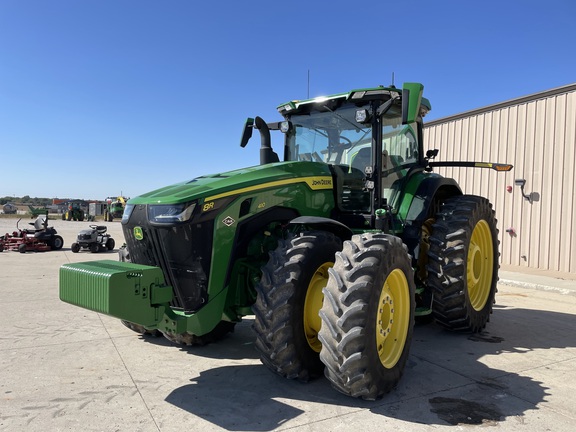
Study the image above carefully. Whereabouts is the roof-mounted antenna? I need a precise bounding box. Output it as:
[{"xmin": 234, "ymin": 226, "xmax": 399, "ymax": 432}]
[{"xmin": 391, "ymin": 72, "xmax": 395, "ymax": 87}]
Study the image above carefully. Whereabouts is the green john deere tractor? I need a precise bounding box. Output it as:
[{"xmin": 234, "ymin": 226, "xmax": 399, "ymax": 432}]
[
  {"xmin": 62, "ymin": 201, "xmax": 84, "ymax": 221},
  {"xmin": 59, "ymin": 82, "xmax": 512, "ymax": 400},
  {"xmin": 104, "ymin": 196, "xmax": 127, "ymax": 221}
]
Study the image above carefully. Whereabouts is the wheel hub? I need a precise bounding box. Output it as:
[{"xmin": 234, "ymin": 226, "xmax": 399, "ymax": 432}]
[
  {"xmin": 467, "ymin": 220, "xmax": 494, "ymax": 311},
  {"xmin": 378, "ymin": 295, "xmax": 393, "ymax": 337},
  {"xmin": 376, "ymin": 268, "xmax": 410, "ymax": 369},
  {"xmin": 468, "ymin": 242, "xmax": 482, "ymax": 286},
  {"xmin": 304, "ymin": 262, "xmax": 332, "ymax": 352}
]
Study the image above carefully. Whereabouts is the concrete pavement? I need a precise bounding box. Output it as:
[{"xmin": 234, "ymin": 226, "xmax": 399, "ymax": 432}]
[{"xmin": 1, "ymin": 217, "xmax": 575, "ymax": 431}]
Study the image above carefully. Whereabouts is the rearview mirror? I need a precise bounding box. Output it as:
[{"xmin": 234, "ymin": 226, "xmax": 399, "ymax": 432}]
[{"xmin": 240, "ymin": 118, "xmax": 254, "ymax": 148}]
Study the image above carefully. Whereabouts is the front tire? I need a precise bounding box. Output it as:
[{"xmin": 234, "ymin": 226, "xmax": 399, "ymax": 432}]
[
  {"xmin": 160, "ymin": 321, "xmax": 236, "ymax": 346},
  {"xmin": 120, "ymin": 320, "xmax": 162, "ymax": 337},
  {"xmin": 318, "ymin": 233, "xmax": 415, "ymax": 400},
  {"xmin": 120, "ymin": 319, "xmax": 237, "ymax": 344},
  {"xmin": 426, "ymin": 195, "xmax": 499, "ymax": 333},
  {"xmin": 252, "ymin": 231, "xmax": 342, "ymax": 381}
]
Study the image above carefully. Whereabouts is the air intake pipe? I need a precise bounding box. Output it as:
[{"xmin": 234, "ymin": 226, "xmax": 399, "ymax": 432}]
[{"xmin": 254, "ymin": 116, "xmax": 279, "ymax": 165}]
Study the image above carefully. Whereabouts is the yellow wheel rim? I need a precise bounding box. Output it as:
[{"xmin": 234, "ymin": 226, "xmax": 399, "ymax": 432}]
[
  {"xmin": 303, "ymin": 262, "xmax": 332, "ymax": 352},
  {"xmin": 376, "ymin": 268, "xmax": 410, "ymax": 369},
  {"xmin": 468, "ymin": 220, "xmax": 494, "ymax": 311}
]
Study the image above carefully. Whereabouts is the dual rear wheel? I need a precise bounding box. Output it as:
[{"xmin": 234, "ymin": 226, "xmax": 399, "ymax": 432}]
[
  {"xmin": 253, "ymin": 231, "xmax": 415, "ymax": 399},
  {"xmin": 427, "ymin": 195, "xmax": 499, "ymax": 332},
  {"xmin": 254, "ymin": 194, "xmax": 499, "ymax": 399},
  {"xmin": 252, "ymin": 231, "xmax": 342, "ymax": 381},
  {"xmin": 318, "ymin": 233, "xmax": 415, "ymax": 400}
]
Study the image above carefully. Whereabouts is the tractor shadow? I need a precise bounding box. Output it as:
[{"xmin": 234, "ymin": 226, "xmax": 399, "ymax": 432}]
[
  {"xmin": 60, "ymin": 247, "xmax": 119, "ymax": 255},
  {"xmin": 163, "ymin": 305, "xmax": 575, "ymax": 429}
]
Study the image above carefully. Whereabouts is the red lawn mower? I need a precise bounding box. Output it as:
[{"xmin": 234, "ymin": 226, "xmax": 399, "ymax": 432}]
[{"xmin": 0, "ymin": 213, "xmax": 64, "ymax": 253}]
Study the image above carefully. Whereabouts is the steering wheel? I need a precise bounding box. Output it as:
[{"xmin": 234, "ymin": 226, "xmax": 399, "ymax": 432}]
[{"xmin": 339, "ymin": 136, "xmax": 352, "ymax": 146}]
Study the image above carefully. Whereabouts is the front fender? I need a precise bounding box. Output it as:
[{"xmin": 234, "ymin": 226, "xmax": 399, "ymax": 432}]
[{"xmin": 290, "ymin": 216, "xmax": 353, "ymax": 241}]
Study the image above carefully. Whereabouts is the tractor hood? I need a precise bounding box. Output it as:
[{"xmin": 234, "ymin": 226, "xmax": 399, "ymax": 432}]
[{"xmin": 127, "ymin": 161, "xmax": 334, "ymax": 206}]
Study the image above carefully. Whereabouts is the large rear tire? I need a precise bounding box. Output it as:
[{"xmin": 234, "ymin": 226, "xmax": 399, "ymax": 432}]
[
  {"xmin": 426, "ymin": 195, "xmax": 499, "ymax": 333},
  {"xmin": 318, "ymin": 233, "xmax": 415, "ymax": 400},
  {"xmin": 253, "ymin": 231, "xmax": 342, "ymax": 381}
]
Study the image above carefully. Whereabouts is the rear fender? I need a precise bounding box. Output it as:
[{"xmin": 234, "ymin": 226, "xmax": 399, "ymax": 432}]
[{"xmin": 401, "ymin": 177, "xmax": 462, "ymax": 259}]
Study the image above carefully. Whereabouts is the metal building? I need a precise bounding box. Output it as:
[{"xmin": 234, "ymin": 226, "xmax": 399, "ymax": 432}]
[{"xmin": 424, "ymin": 83, "xmax": 576, "ymax": 278}]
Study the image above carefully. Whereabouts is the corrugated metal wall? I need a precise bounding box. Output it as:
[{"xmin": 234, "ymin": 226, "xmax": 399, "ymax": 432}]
[{"xmin": 424, "ymin": 84, "xmax": 576, "ymax": 277}]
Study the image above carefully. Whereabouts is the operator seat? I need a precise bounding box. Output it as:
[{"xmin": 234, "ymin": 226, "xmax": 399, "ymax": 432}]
[
  {"xmin": 351, "ymin": 147, "xmax": 372, "ymax": 173},
  {"xmin": 33, "ymin": 217, "xmax": 45, "ymax": 231},
  {"xmin": 331, "ymin": 147, "xmax": 371, "ymax": 213}
]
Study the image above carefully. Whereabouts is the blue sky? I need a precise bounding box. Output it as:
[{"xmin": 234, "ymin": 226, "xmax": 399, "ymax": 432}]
[{"xmin": 1, "ymin": 0, "xmax": 575, "ymax": 200}]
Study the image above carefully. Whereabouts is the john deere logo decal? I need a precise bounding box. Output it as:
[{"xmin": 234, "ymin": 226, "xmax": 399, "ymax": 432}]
[{"xmin": 134, "ymin": 226, "xmax": 144, "ymax": 240}]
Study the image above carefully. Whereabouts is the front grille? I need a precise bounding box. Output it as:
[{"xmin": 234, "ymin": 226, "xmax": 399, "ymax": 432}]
[{"xmin": 122, "ymin": 204, "xmax": 214, "ymax": 313}]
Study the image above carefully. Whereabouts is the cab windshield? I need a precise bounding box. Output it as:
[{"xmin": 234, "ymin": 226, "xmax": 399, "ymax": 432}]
[
  {"xmin": 285, "ymin": 103, "xmax": 417, "ymax": 170},
  {"xmin": 285, "ymin": 104, "xmax": 371, "ymax": 165},
  {"xmin": 284, "ymin": 101, "xmax": 419, "ymax": 213}
]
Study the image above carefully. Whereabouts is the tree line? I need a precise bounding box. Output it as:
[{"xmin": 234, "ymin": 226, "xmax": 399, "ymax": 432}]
[{"xmin": 0, "ymin": 196, "xmax": 53, "ymax": 207}]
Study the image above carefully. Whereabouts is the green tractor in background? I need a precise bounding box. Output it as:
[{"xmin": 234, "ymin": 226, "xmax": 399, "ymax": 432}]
[
  {"xmin": 104, "ymin": 196, "xmax": 127, "ymax": 221},
  {"xmin": 62, "ymin": 201, "xmax": 84, "ymax": 221},
  {"xmin": 28, "ymin": 205, "xmax": 49, "ymax": 219},
  {"xmin": 60, "ymin": 82, "xmax": 512, "ymax": 400}
]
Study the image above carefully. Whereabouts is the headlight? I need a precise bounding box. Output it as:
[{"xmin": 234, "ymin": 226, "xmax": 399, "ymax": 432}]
[
  {"xmin": 148, "ymin": 202, "xmax": 197, "ymax": 224},
  {"xmin": 355, "ymin": 109, "xmax": 370, "ymax": 123},
  {"xmin": 121, "ymin": 204, "xmax": 135, "ymax": 224}
]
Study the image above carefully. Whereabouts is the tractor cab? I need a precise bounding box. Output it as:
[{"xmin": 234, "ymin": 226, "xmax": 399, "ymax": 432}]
[{"xmin": 241, "ymin": 83, "xmax": 430, "ymax": 231}]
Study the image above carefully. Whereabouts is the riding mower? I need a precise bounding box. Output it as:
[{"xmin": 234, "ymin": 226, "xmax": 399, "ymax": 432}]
[
  {"xmin": 0, "ymin": 213, "xmax": 64, "ymax": 253},
  {"xmin": 71, "ymin": 225, "xmax": 115, "ymax": 253}
]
